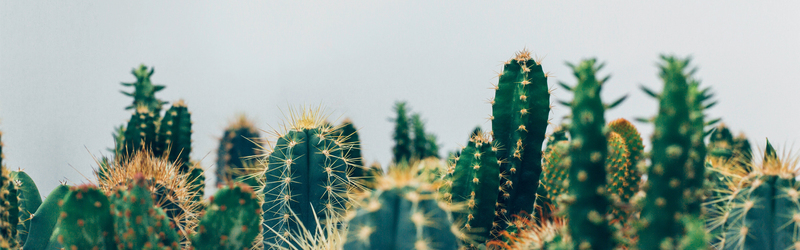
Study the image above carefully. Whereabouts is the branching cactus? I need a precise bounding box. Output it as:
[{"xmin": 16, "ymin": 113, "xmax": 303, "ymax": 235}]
[
  {"xmin": 109, "ymin": 173, "xmax": 180, "ymax": 249},
  {"xmin": 344, "ymin": 163, "xmax": 459, "ymax": 250},
  {"xmin": 263, "ymin": 107, "xmax": 351, "ymax": 243},
  {"xmin": 120, "ymin": 64, "xmax": 168, "ymax": 115},
  {"xmin": 444, "ymin": 132, "xmax": 500, "ymax": 244},
  {"xmin": 192, "ymin": 183, "xmax": 262, "ymax": 250},
  {"xmin": 49, "ymin": 185, "xmax": 116, "ymax": 249},
  {"xmin": 156, "ymin": 100, "xmax": 193, "ymax": 173},
  {"xmin": 22, "ymin": 185, "xmax": 69, "ymax": 250},
  {"xmin": 638, "ymin": 55, "xmax": 693, "ymax": 249},
  {"xmin": 216, "ymin": 115, "xmax": 262, "ymax": 186},
  {"xmin": 708, "ymin": 140, "xmax": 800, "ymax": 250},
  {"xmin": 491, "ymin": 49, "xmax": 550, "ymax": 221},
  {"xmin": 10, "ymin": 171, "xmax": 42, "ymax": 244},
  {"xmin": 561, "ymin": 58, "xmax": 613, "ymax": 250},
  {"xmin": 123, "ymin": 106, "xmax": 159, "ymax": 160}
]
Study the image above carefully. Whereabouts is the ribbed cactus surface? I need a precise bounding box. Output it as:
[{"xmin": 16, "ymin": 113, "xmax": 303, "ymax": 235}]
[
  {"xmin": 446, "ymin": 133, "xmax": 500, "ymax": 242},
  {"xmin": 156, "ymin": 100, "xmax": 193, "ymax": 173}
]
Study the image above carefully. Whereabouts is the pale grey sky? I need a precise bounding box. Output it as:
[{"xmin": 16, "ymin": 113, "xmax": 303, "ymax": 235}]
[{"xmin": 2, "ymin": 1, "xmax": 799, "ymax": 196}]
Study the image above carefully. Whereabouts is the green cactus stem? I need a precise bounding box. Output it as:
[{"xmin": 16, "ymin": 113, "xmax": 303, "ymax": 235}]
[
  {"xmin": 49, "ymin": 185, "xmax": 116, "ymax": 249},
  {"xmin": 192, "ymin": 183, "xmax": 261, "ymax": 250},
  {"xmin": 1, "ymin": 166, "xmax": 19, "ymax": 249},
  {"xmin": 336, "ymin": 119, "xmax": 366, "ymax": 183},
  {"xmin": 685, "ymin": 80, "xmax": 714, "ymax": 216},
  {"xmin": 392, "ymin": 101, "xmax": 413, "ymax": 164},
  {"xmin": 10, "ymin": 171, "xmax": 42, "ymax": 244},
  {"xmin": 605, "ymin": 131, "xmax": 631, "ymax": 226},
  {"xmin": 21, "ymin": 185, "xmax": 69, "ymax": 250},
  {"xmin": 561, "ymin": 58, "xmax": 614, "ymax": 250},
  {"xmin": 123, "ymin": 106, "xmax": 159, "ymax": 160},
  {"xmin": 638, "ymin": 55, "xmax": 693, "ymax": 249},
  {"xmin": 491, "ymin": 50, "xmax": 550, "ymax": 222},
  {"xmin": 216, "ymin": 115, "xmax": 261, "ymax": 186},
  {"xmin": 263, "ymin": 107, "xmax": 350, "ymax": 243},
  {"xmin": 607, "ymin": 118, "xmax": 643, "ymax": 203},
  {"xmin": 110, "ymin": 173, "xmax": 180, "ymax": 249},
  {"xmin": 535, "ymin": 127, "xmax": 570, "ymax": 218},
  {"xmin": 156, "ymin": 100, "xmax": 193, "ymax": 174},
  {"xmin": 120, "ymin": 64, "xmax": 167, "ymax": 115}
]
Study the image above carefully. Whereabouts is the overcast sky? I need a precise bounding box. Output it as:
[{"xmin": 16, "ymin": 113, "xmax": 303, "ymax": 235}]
[{"xmin": 2, "ymin": 1, "xmax": 799, "ymax": 196}]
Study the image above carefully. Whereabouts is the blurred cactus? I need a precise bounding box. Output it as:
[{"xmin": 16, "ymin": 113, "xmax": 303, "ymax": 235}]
[
  {"xmin": 122, "ymin": 106, "xmax": 159, "ymax": 160},
  {"xmin": 344, "ymin": 162, "xmax": 459, "ymax": 250},
  {"xmin": 156, "ymin": 100, "xmax": 193, "ymax": 173},
  {"xmin": 335, "ymin": 119, "xmax": 367, "ymax": 184},
  {"xmin": 263, "ymin": 107, "xmax": 351, "ymax": 244},
  {"xmin": 49, "ymin": 185, "xmax": 116, "ymax": 249},
  {"xmin": 22, "ymin": 185, "xmax": 69, "ymax": 249},
  {"xmin": 10, "ymin": 171, "xmax": 41, "ymax": 244},
  {"xmin": 411, "ymin": 113, "xmax": 440, "ymax": 160},
  {"xmin": 607, "ymin": 118, "xmax": 643, "ymax": 203},
  {"xmin": 491, "ymin": 50, "xmax": 551, "ymax": 224},
  {"xmin": 109, "ymin": 173, "xmax": 180, "ymax": 249},
  {"xmin": 534, "ymin": 127, "xmax": 569, "ymax": 219},
  {"xmin": 121, "ymin": 64, "xmax": 168, "ymax": 115},
  {"xmin": 392, "ymin": 101, "xmax": 413, "ymax": 164},
  {"xmin": 192, "ymin": 183, "xmax": 262, "ymax": 250},
  {"xmin": 605, "ymin": 131, "xmax": 631, "ymax": 225},
  {"xmin": 0, "ymin": 165, "xmax": 18, "ymax": 249},
  {"xmin": 216, "ymin": 115, "xmax": 262, "ymax": 186}
]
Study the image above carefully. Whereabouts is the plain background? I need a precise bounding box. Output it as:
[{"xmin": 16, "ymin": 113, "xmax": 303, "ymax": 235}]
[{"xmin": 2, "ymin": 1, "xmax": 799, "ymax": 197}]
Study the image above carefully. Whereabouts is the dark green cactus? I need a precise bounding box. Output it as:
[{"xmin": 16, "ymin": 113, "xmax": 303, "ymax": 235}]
[
  {"xmin": 392, "ymin": 101, "xmax": 413, "ymax": 164},
  {"xmin": 446, "ymin": 133, "xmax": 500, "ymax": 243},
  {"xmin": 708, "ymin": 124, "xmax": 735, "ymax": 160},
  {"xmin": 21, "ymin": 185, "xmax": 69, "ymax": 250},
  {"xmin": 607, "ymin": 118, "xmax": 643, "ymax": 203},
  {"xmin": 491, "ymin": 50, "xmax": 550, "ymax": 221},
  {"xmin": 337, "ymin": 119, "xmax": 366, "ymax": 182},
  {"xmin": 109, "ymin": 174, "xmax": 180, "ymax": 249},
  {"xmin": 638, "ymin": 55, "xmax": 693, "ymax": 249},
  {"xmin": 49, "ymin": 185, "xmax": 116, "ymax": 249},
  {"xmin": 1, "ymin": 166, "xmax": 19, "ymax": 249},
  {"xmin": 121, "ymin": 64, "xmax": 167, "ymax": 115},
  {"xmin": 187, "ymin": 164, "xmax": 205, "ymax": 201},
  {"xmin": 563, "ymin": 58, "xmax": 613, "ymax": 250},
  {"xmin": 216, "ymin": 115, "xmax": 261, "ymax": 186},
  {"xmin": 535, "ymin": 128, "xmax": 569, "ymax": 217},
  {"xmin": 685, "ymin": 80, "xmax": 714, "ymax": 217},
  {"xmin": 263, "ymin": 110, "xmax": 350, "ymax": 243},
  {"xmin": 344, "ymin": 164, "xmax": 458, "ymax": 250},
  {"xmin": 123, "ymin": 106, "xmax": 159, "ymax": 160},
  {"xmin": 192, "ymin": 183, "xmax": 261, "ymax": 250},
  {"xmin": 10, "ymin": 171, "xmax": 42, "ymax": 244},
  {"xmin": 156, "ymin": 100, "xmax": 193, "ymax": 174}
]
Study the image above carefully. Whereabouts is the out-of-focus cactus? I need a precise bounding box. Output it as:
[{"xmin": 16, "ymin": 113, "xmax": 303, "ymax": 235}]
[
  {"xmin": 187, "ymin": 163, "xmax": 206, "ymax": 201},
  {"xmin": 638, "ymin": 55, "xmax": 693, "ymax": 249},
  {"xmin": 263, "ymin": 107, "xmax": 350, "ymax": 243},
  {"xmin": 156, "ymin": 100, "xmax": 193, "ymax": 173},
  {"xmin": 109, "ymin": 173, "xmax": 180, "ymax": 249},
  {"xmin": 10, "ymin": 171, "xmax": 42, "ymax": 244},
  {"xmin": 344, "ymin": 162, "xmax": 459, "ymax": 250},
  {"xmin": 605, "ymin": 131, "xmax": 631, "ymax": 226},
  {"xmin": 192, "ymin": 183, "xmax": 262, "ymax": 250},
  {"xmin": 123, "ymin": 106, "xmax": 159, "ymax": 160},
  {"xmin": 684, "ymin": 80, "xmax": 715, "ymax": 218},
  {"xmin": 49, "ymin": 185, "xmax": 116, "ymax": 249},
  {"xmin": 535, "ymin": 127, "xmax": 569, "ymax": 218},
  {"xmin": 491, "ymin": 50, "xmax": 550, "ymax": 223},
  {"xmin": 444, "ymin": 132, "xmax": 501, "ymax": 244},
  {"xmin": 22, "ymin": 185, "xmax": 69, "ymax": 250},
  {"xmin": 410, "ymin": 113, "xmax": 440, "ymax": 160},
  {"xmin": 0, "ymin": 166, "xmax": 19, "ymax": 249},
  {"xmin": 392, "ymin": 101, "xmax": 413, "ymax": 164},
  {"xmin": 120, "ymin": 64, "xmax": 167, "ymax": 115},
  {"xmin": 562, "ymin": 58, "xmax": 613, "ymax": 250},
  {"xmin": 336, "ymin": 119, "xmax": 366, "ymax": 183},
  {"xmin": 216, "ymin": 115, "xmax": 261, "ymax": 186},
  {"xmin": 607, "ymin": 118, "xmax": 643, "ymax": 203}
]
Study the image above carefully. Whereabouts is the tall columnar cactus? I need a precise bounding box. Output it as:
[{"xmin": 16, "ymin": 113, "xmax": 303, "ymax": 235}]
[
  {"xmin": 638, "ymin": 55, "xmax": 693, "ymax": 249},
  {"xmin": 685, "ymin": 80, "xmax": 715, "ymax": 216},
  {"xmin": 121, "ymin": 64, "xmax": 168, "ymax": 115},
  {"xmin": 344, "ymin": 164, "xmax": 459, "ymax": 250},
  {"xmin": 445, "ymin": 133, "xmax": 501, "ymax": 243},
  {"xmin": 109, "ymin": 174, "xmax": 180, "ymax": 249},
  {"xmin": 123, "ymin": 106, "xmax": 159, "ymax": 160},
  {"xmin": 491, "ymin": 50, "xmax": 550, "ymax": 221},
  {"xmin": 708, "ymin": 140, "xmax": 800, "ymax": 250},
  {"xmin": 22, "ymin": 185, "xmax": 69, "ymax": 250},
  {"xmin": 607, "ymin": 118, "xmax": 643, "ymax": 203},
  {"xmin": 156, "ymin": 100, "xmax": 193, "ymax": 173},
  {"xmin": 192, "ymin": 183, "xmax": 262, "ymax": 250},
  {"xmin": 49, "ymin": 185, "xmax": 116, "ymax": 249},
  {"xmin": 563, "ymin": 59, "xmax": 613, "ymax": 250},
  {"xmin": 263, "ymin": 107, "xmax": 350, "ymax": 243},
  {"xmin": 337, "ymin": 119, "xmax": 366, "ymax": 182},
  {"xmin": 216, "ymin": 115, "xmax": 261, "ymax": 186},
  {"xmin": 392, "ymin": 101, "xmax": 413, "ymax": 164},
  {"xmin": 10, "ymin": 171, "xmax": 42, "ymax": 244}
]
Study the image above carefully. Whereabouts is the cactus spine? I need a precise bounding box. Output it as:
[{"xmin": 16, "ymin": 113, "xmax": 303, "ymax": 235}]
[
  {"xmin": 263, "ymin": 107, "xmax": 350, "ymax": 243},
  {"xmin": 638, "ymin": 55, "xmax": 693, "ymax": 249},
  {"xmin": 446, "ymin": 133, "xmax": 501, "ymax": 243},
  {"xmin": 491, "ymin": 50, "xmax": 550, "ymax": 221},
  {"xmin": 344, "ymin": 164, "xmax": 459, "ymax": 250},
  {"xmin": 10, "ymin": 171, "xmax": 41, "ymax": 244},
  {"xmin": 216, "ymin": 115, "xmax": 261, "ymax": 186},
  {"xmin": 564, "ymin": 59, "xmax": 613, "ymax": 250},
  {"xmin": 336, "ymin": 119, "xmax": 366, "ymax": 182},
  {"xmin": 192, "ymin": 183, "xmax": 262, "ymax": 250}
]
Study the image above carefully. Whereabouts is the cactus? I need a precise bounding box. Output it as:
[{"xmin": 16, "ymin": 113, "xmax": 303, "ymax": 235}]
[
  {"xmin": 192, "ymin": 183, "xmax": 261, "ymax": 250},
  {"xmin": 187, "ymin": 164, "xmax": 206, "ymax": 201},
  {"xmin": 638, "ymin": 55, "xmax": 693, "ymax": 249},
  {"xmin": 392, "ymin": 101, "xmax": 413, "ymax": 164},
  {"xmin": 1, "ymin": 168, "xmax": 18, "ymax": 249},
  {"xmin": 10, "ymin": 171, "xmax": 42, "ymax": 244},
  {"xmin": 109, "ymin": 174, "xmax": 181, "ymax": 249},
  {"xmin": 562, "ymin": 58, "xmax": 613, "ymax": 250},
  {"xmin": 120, "ymin": 64, "xmax": 167, "ymax": 115},
  {"xmin": 156, "ymin": 100, "xmax": 193, "ymax": 174},
  {"xmin": 263, "ymin": 107, "xmax": 350, "ymax": 243},
  {"xmin": 607, "ymin": 118, "xmax": 643, "ymax": 203},
  {"xmin": 21, "ymin": 185, "xmax": 69, "ymax": 250},
  {"xmin": 535, "ymin": 128, "xmax": 570, "ymax": 218},
  {"xmin": 684, "ymin": 80, "xmax": 715, "ymax": 217},
  {"xmin": 410, "ymin": 113, "xmax": 440, "ymax": 160},
  {"xmin": 605, "ymin": 131, "xmax": 631, "ymax": 226},
  {"xmin": 344, "ymin": 162, "xmax": 459, "ymax": 250},
  {"xmin": 491, "ymin": 50, "xmax": 550, "ymax": 223},
  {"xmin": 123, "ymin": 106, "xmax": 159, "ymax": 160},
  {"xmin": 336, "ymin": 119, "xmax": 366, "ymax": 183},
  {"xmin": 489, "ymin": 213, "xmax": 572, "ymax": 250},
  {"xmin": 216, "ymin": 115, "xmax": 261, "ymax": 186},
  {"xmin": 49, "ymin": 185, "xmax": 116, "ymax": 249},
  {"xmin": 445, "ymin": 132, "xmax": 501, "ymax": 243}
]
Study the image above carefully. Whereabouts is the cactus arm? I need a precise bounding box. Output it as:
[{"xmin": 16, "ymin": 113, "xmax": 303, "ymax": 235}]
[
  {"xmin": 21, "ymin": 185, "xmax": 69, "ymax": 250},
  {"xmin": 156, "ymin": 101, "xmax": 192, "ymax": 173},
  {"xmin": 448, "ymin": 134, "xmax": 500, "ymax": 242},
  {"xmin": 10, "ymin": 171, "xmax": 42, "ymax": 244},
  {"xmin": 216, "ymin": 116, "xmax": 261, "ymax": 185},
  {"xmin": 607, "ymin": 118, "xmax": 643, "ymax": 202}
]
